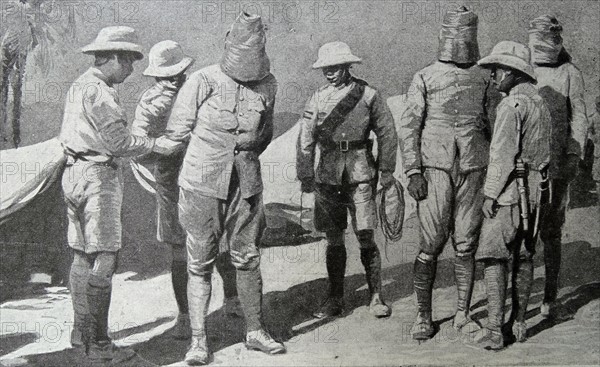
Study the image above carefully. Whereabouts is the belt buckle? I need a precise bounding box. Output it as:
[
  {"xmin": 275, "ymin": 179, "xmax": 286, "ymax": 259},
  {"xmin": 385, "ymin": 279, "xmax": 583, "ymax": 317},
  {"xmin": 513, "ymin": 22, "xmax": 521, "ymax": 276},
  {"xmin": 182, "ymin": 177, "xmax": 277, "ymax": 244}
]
[{"xmin": 339, "ymin": 140, "xmax": 349, "ymax": 152}]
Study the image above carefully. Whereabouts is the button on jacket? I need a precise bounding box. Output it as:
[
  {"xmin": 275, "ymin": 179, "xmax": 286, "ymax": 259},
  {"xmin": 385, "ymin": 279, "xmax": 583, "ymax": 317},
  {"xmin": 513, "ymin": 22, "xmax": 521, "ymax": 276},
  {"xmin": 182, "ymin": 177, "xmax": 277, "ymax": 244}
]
[
  {"xmin": 533, "ymin": 62, "xmax": 589, "ymax": 178},
  {"xmin": 161, "ymin": 64, "xmax": 277, "ymax": 200},
  {"xmin": 296, "ymin": 78, "xmax": 397, "ymax": 185},
  {"xmin": 399, "ymin": 61, "xmax": 498, "ymax": 175},
  {"xmin": 59, "ymin": 68, "xmax": 154, "ymax": 162},
  {"xmin": 484, "ymin": 82, "xmax": 551, "ymax": 206}
]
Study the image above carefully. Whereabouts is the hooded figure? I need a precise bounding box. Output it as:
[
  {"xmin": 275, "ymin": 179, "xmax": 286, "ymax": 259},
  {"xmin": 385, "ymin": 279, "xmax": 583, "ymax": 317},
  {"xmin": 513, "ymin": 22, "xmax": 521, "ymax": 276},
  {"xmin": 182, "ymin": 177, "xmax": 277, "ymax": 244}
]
[
  {"xmin": 528, "ymin": 15, "xmax": 589, "ymax": 320},
  {"xmin": 153, "ymin": 12, "xmax": 285, "ymax": 365},
  {"xmin": 529, "ymin": 15, "xmax": 571, "ymax": 65},
  {"xmin": 220, "ymin": 12, "xmax": 270, "ymax": 82},
  {"xmin": 437, "ymin": 6, "xmax": 480, "ymax": 64},
  {"xmin": 399, "ymin": 6, "xmax": 500, "ymax": 341}
]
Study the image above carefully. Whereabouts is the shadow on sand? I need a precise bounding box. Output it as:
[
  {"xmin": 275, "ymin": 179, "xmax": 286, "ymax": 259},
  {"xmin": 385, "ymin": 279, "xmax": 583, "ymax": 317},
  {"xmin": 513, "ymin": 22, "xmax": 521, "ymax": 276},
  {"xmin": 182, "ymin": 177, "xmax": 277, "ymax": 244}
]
[{"xmin": 11, "ymin": 238, "xmax": 600, "ymax": 366}]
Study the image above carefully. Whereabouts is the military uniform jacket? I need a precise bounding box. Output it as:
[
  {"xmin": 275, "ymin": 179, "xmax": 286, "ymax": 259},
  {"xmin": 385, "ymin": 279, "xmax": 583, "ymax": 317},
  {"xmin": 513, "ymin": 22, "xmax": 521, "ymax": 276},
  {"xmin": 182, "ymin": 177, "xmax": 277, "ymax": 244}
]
[
  {"xmin": 533, "ymin": 62, "xmax": 589, "ymax": 179},
  {"xmin": 484, "ymin": 82, "xmax": 551, "ymax": 206},
  {"xmin": 131, "ymin": 79, "xmax": 184, "ymax": 187},
  {"xmin": 160, "ymin": 64, "xmax": 277, "ymax": 200},
  {"xmin": 296, "ymin": 78, "xmax": 397, "ymax": 185},
  {"xmin": 59, "ymin": 68, "xmax": 154, "ymax": 162},
  {"xmin": 399, "ymin": 61, "xmax": 498, "ymax": 176},
  {"xmin": 131, "ymin": 80, "xmax": 180, "ymax": 139}
]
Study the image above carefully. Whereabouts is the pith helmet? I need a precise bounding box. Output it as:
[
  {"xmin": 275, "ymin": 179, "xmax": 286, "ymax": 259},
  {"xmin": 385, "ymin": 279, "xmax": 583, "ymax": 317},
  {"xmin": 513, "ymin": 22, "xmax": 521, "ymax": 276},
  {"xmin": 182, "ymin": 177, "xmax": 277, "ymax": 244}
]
[
  {"xmin": 82, "ymin": 26, "xmax": 144, "ymax": 60},
  {"xmin": 478, "ymin": 41, "xmax": 537, "ymax": 81},
  {"xmin": 143, "ymin": 40, "xmax": 194, "ymax": 77},
  {"xmin": 312, "ymin": 42, "xmax": 362, "ymax": 69}
]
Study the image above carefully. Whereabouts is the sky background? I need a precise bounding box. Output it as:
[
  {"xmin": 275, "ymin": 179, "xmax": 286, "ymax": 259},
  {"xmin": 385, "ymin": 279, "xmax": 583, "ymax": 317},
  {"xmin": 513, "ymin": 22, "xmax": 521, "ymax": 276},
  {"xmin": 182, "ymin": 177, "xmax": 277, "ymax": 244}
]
[{"xmin": 2, "ymin": 0, "xmax": 598, "ymax": 147}]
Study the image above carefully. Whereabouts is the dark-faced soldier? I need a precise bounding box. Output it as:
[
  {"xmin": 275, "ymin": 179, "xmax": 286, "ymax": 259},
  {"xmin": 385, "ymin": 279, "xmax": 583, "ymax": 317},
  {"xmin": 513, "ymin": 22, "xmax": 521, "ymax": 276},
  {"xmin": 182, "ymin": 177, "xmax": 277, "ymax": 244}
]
[
  {"xmin": 297, "ymin": 41, "xmax": 398, "ymax": 319},
  {"xmin": 467, "ymin": 41, "xmax": 551, "ymax": 350},
  {"xmin": 154, "ymin": 13, "xmax": 285, "ymax": 365},
  {"xmin": 528, "ymin": 15, "xmax": 589, "ymax": 319},
  {"xmin": 399, "ymin": 6, "xmax": 499, "ymax": 340},
  {"xmin": 59, "ymin": 26, "xmax": 153, "ymax": 363}
]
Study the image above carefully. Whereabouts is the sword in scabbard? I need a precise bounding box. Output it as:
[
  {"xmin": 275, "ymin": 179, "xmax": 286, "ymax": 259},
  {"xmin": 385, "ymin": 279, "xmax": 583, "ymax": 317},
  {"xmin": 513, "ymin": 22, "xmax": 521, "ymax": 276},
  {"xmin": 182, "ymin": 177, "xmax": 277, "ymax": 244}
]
[{"xmin": 516, "ymin": 158, "xmax": 530, "ymax": 234}]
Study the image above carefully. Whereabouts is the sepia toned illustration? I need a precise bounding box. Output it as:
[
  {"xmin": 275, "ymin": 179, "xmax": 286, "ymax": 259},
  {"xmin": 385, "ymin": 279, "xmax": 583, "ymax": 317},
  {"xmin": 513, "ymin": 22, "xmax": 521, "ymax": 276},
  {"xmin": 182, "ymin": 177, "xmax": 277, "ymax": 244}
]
[{"xmin": 1, "ymin": 1, "xmax": 598, "ymax": 366}]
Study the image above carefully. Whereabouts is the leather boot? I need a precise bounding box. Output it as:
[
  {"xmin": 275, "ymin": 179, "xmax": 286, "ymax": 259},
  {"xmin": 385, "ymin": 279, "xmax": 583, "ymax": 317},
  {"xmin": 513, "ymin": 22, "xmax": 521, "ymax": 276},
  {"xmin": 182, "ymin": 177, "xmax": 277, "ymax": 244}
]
[
  {"xmin": 542, "ymin": 237, "xmax": 561, "ymax": 317},
  {"xmin": 511, "ymin": 257, "xmax": 534, "ymax": 342},
  {"xmin": 69, "ymin": 255, "xmax": 90, "ymax": 348},
  {"xmin": 236, "ymin": 266, "xmax": 264, "ymax": 332},
  {"xmin": 86, "ymin": 275, "xmax": 135, "ymax": 363},
  {"xmin": 171, "ymin": 260, "xmax": 191, "ymax": 340},
  {"xmin": 411, "ymin": 254, "xmax": 436, "ymax": 340},
  {"xmin": 246, "ymin": 329, "xmax": 286, "ymax": 355},
  {"xmin": 360, "ymin": 246, "xmax": 391, "ymax": 318},
  {"xmin": 171, "ymin": 260, "xmax": 189, "ymax": 315},
  {"xmin": 464, "ymin": 260, "xmax": 506, "ymax": 351},
  {"xmin": 453, "ymin": 255, "xmax": 479, "ymax": 332},
  {"xmin": 314, "ymin": 245, "xmax": 346, "ymax": 318},
  {"xmin": 185, "ymin": 274, "xmax": 212, "ymax": 365}
]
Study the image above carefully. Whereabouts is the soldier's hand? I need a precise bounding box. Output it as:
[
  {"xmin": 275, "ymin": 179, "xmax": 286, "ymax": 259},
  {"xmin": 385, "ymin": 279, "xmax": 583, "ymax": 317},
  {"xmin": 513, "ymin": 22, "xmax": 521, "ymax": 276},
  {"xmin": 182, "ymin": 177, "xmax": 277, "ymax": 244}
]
[
  {"xmin": 482, "ymin": 198, "xmax": 497, "ymax": 219},
  {"xmin": 301, "ymin": 178, "xmax": 316, "ymax": 193},
  {"xmin": 407, "ymin": 173, "xmax": 427, "ymax": 201},
  {"xmin": 379, "ymin": 171, "xmax": 395, "ymax": 190}
]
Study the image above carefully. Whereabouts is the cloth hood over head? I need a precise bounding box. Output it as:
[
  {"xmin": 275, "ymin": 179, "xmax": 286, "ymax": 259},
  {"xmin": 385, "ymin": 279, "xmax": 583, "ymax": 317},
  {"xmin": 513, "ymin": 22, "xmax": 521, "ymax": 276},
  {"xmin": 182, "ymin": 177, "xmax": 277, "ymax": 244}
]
[
  {"xmin": 437, "ymin": 6, "xmax": 480, "ymax": 64},
  {"xmin": 220, "ymin": 12, "xmax": 271, "ymax": 82}
]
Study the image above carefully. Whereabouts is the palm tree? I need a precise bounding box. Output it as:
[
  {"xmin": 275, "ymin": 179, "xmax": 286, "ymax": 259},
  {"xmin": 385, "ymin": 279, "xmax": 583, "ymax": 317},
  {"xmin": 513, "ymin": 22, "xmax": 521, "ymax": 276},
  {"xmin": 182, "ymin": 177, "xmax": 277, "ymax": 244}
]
[{"xmin": 1, "ymin": 0, "xmax": 75, "ymax": 148}]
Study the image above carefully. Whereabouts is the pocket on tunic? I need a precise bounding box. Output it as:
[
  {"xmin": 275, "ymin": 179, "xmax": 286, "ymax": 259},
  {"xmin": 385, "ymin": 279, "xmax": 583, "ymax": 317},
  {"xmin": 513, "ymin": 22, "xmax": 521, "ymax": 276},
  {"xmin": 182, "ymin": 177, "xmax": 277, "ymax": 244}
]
[
  {"xmin": 241, "ymin": 99, "xmax": 266, "ymax": 132},
  {"xmin": 218, "ymin": 101, "xmax": 238, "ymax": 130}
]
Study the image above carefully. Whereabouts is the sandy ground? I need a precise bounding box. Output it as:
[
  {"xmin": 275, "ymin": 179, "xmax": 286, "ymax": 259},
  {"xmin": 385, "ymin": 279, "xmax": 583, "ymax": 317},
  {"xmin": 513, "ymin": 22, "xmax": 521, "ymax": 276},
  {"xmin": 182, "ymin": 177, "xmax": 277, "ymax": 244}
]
[{"xmin": 1, "ymin": 203, "xmax": 598, "ymax": 366}]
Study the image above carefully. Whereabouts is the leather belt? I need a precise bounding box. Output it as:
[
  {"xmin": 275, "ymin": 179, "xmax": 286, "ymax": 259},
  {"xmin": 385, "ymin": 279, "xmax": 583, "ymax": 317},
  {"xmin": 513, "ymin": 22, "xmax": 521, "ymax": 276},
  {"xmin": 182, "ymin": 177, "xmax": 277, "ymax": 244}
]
[
  {"xmin": 320, "ymin": 140, "xmax": 369, "ymax": 152},
  {"xmin": 64, "ymin": 149, "xmax": 118, "ymax": 169}
]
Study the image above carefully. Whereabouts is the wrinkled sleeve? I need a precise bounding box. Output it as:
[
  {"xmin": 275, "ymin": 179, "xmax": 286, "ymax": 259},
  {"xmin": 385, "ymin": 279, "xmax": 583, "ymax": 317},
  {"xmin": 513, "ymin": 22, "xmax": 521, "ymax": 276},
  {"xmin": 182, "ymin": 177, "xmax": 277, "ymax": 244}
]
[
  {"xmin": 370, "ymin": 90, "xmax": 397, "ymax": 172},
  {"xmin": 157, "ymin": 73, "xmax": 211, "ymax": 154},
  {"xmin": 484, "ymin": 101, "xmax": 519, "ymax": 200},
  {"xmin": 256, "ymin": 80, "xmax": 278, "ymax": 154},
  {"xmin": 567, "ymin": 65, "xmax": 589, "ymax": 158},
  {"xmin": 399, "ymin": 72, "xmax": 426, "ymax": 176},
  {"xmin": 296, "ymin": 92, "xmax": 319, "ymax": 181},
  {"xmin": 130, "ymin": 92, "xmax": 166, "ymax": 137},
  {"xmin": 83, "ymin": 89, "xmax": 154, "ymax": 157}
]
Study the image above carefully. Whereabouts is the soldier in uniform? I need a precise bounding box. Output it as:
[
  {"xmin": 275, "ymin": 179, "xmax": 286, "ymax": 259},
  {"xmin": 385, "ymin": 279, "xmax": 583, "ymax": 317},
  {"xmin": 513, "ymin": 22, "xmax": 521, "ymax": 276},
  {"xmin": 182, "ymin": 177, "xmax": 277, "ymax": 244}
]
[
  {"xmin": 297, "ymin": 41, "xmax": 398, "ymax": 319},
  {"xmin": 399, "ymin": 6, "xmax": 498, "ymax": 340},
  {"xmin": 528, "ymin": 15, "xmax": 589, "ymax": 318},
  {"xmin": 59, "ymin": 26, "xmax": 154, "ymax": 363},
  {"xmin": 468, "ymin": 41, "xmax": 551, "ymax": 350},
  {"xmin": 154, "ymin": 13, "xmax": 285, "ymax": 365},
  {"xmin": 131, "ymin": 41, "xmax": 241, "ymax": 340}
]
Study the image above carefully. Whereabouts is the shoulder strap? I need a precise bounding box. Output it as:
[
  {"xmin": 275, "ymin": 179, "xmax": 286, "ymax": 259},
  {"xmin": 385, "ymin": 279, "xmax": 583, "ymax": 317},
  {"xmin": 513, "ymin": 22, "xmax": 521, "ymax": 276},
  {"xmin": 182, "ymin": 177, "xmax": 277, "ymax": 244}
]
[{"xmin": 315, "ymin": 81, "xmax": 366, "ymax": 144}]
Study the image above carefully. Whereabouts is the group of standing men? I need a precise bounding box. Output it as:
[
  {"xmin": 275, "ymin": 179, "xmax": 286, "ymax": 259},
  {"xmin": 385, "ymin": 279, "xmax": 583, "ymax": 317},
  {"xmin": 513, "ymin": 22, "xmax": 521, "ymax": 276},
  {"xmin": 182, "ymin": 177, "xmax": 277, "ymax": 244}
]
[
  {"xmin": 57, "ymin": 6, "xmax": 594, "ymax": 366},
  {"xmin": 395, "ymin": 8, "xmax": 589, "ymax": 350}
]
